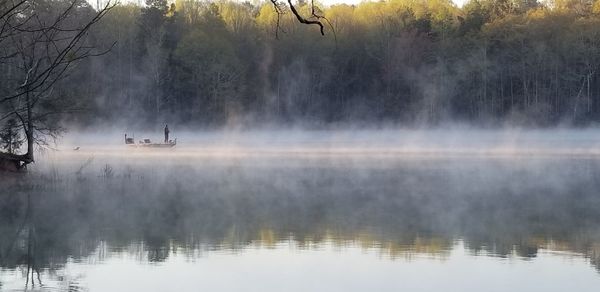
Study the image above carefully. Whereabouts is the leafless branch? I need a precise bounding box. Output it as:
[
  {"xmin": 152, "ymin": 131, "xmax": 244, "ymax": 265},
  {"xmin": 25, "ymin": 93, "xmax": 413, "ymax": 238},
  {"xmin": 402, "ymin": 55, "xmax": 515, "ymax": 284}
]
[
  {"xmin": 287, "ymin": 0, "xmax": 324, "ymax": 35},
  {"xmin": 269, "ymin": 0, "xmax": 327, "ymax": 37},
  {"xmin": 0, "ymin": 0, "xmax": 26, "ymax": 20},
  {"xmin": 0, "ymin": 0, "xmax": 117, "ymax": 167},
  {"xmin": 0, "ymin": 1, "xmax": 115, "ymax": 103}
]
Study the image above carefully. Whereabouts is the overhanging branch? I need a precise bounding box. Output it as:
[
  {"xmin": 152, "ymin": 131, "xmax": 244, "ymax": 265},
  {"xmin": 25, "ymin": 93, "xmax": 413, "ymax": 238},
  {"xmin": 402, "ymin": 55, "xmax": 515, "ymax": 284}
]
[
  {"xmin": 269, "ymin": 0, "xmax": 326, "ymax": 36},
  {"xmin": 287, "ymin": 0, "xmax": 324, "ymax": 35}
]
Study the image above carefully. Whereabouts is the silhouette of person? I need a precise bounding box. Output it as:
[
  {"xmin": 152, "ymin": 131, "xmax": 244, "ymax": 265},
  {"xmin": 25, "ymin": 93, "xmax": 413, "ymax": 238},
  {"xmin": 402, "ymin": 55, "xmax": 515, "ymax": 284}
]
[{"xmin": 164, "ymin": 124, "xmax": 170, "ymax": 143}]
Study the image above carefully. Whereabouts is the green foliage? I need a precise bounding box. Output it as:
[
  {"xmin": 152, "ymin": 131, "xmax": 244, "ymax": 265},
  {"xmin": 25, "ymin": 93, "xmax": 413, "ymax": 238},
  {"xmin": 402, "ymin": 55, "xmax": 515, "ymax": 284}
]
[{"xmin": 20, "ymin": 0, "xmax": 600, "ymax": 127}]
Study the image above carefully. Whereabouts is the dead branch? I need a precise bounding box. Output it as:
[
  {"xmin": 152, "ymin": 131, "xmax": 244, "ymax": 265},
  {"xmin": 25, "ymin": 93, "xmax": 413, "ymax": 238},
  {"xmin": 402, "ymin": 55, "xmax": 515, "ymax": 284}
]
[
  {"xmin": 287, "ymin": 0, "xmax": 323, "ymax": 35},
  {"xmin": 269, "ymin": 0, "xmax": 325, "ymax": 36}
]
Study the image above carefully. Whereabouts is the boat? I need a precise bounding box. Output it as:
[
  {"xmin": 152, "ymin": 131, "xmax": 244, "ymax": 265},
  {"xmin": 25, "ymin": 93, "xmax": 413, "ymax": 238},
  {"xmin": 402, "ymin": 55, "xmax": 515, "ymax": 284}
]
[{"xmin": 125, "ymin": 134, "xmax": 176, "ymax": 148}]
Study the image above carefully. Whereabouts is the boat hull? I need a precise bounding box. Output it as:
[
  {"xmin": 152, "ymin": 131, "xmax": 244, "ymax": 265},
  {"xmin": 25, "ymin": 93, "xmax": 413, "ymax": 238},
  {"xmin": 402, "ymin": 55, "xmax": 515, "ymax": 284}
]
[{"xmin": 127, "ymin": 143, "xmax": 176, "ymax": 148}]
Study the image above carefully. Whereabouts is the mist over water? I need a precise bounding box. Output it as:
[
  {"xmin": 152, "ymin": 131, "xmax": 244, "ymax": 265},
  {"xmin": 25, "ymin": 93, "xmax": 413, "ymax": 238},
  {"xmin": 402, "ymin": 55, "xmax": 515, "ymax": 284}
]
[
  {"xmin": 56, "ymin": 127, "xmax": 600, "ymax": 156},
  {"xmin": 2, "ymin": 128, "xmax": 600, "ymax": 291}
]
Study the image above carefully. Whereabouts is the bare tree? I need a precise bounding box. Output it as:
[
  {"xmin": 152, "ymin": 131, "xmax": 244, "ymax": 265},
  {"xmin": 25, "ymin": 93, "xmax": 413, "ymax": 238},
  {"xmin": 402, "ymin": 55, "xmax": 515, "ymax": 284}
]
[{"xmin": 0, "ymin": 0, "xmax": 115, "ymax": 171}]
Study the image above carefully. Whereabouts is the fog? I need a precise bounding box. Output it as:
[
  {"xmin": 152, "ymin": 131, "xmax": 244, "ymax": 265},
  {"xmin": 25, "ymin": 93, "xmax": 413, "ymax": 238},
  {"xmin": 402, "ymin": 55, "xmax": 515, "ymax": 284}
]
[
  {"xmin": 44, "ymin": 127, "xmax": 600, "ymax": 162},
  {"xmin": 2, "ymin": 127, "xmax": 600, "ymax": 291}
]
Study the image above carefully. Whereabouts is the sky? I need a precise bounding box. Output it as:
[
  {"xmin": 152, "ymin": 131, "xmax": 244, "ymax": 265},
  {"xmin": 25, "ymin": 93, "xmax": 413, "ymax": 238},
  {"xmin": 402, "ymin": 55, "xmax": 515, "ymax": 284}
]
[{"xmin": 325, "ymin": 0, "xmax": 466, "ymax": 6}]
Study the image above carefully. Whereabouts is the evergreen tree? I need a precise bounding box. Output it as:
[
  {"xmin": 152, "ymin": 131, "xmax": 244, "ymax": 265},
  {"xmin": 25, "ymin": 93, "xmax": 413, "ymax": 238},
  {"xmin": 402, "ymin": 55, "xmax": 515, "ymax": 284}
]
[{"xmin": 0, "ymin": 119, "xmax": 23, "ymax": 154}]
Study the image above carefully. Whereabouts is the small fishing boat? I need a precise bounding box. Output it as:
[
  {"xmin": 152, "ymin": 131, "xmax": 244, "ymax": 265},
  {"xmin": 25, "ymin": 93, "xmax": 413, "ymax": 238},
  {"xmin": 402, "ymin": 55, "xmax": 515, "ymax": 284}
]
[{"xmin": 125, "ymin": 134, "xmax": 176, "ymax": 148}]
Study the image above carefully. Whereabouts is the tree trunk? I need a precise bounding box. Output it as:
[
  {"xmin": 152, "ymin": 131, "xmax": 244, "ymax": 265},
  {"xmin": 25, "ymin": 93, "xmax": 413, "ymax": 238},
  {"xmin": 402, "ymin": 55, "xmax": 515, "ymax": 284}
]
[{"xmin": 25, "ymin": 91, "xmax": 34, "ymax": 164}]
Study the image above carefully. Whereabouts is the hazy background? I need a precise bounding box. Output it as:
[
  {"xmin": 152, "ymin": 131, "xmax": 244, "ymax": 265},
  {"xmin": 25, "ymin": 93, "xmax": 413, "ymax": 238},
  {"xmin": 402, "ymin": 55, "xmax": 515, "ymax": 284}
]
[{"xmin": 3, "ymin": 0, "xmax": 598, "ymax": 133}]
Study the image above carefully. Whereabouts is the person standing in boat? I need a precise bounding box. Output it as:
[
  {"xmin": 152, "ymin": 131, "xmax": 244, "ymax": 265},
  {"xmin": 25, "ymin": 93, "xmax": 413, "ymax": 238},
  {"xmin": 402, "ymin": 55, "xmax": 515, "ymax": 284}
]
[{"xmin": 164, "ymin": 124, "xmax": 170, "ymax": 143}]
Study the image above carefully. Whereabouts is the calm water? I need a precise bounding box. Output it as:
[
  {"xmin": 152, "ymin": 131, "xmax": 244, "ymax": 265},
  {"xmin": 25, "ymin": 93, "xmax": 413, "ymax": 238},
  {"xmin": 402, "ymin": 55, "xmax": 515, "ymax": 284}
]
[{"xmin": 2, "ymin": 131, "xmax": 600, "ymax": 291}]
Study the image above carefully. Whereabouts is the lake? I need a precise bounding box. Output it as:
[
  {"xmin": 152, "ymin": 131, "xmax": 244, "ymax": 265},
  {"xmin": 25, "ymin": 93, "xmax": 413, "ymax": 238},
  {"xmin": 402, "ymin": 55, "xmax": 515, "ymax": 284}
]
[{"xmin": 1, "ymin": 129, "xmax": 600, "ymax": 291}]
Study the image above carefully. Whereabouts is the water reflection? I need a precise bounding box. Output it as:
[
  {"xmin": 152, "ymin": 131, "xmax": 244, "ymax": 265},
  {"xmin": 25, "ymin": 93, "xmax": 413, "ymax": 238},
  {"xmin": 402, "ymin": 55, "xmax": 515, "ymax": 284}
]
[{"xmin": 1, "ymin": 155, "xmax": 600, "ymax": 289}]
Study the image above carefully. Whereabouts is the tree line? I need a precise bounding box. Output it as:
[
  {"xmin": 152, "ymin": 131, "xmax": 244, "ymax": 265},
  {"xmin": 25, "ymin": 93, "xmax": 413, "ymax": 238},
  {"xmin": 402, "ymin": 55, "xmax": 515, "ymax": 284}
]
[{"xmin": 6, "ymin": 0, "xmax": 600, "ymax": 136}]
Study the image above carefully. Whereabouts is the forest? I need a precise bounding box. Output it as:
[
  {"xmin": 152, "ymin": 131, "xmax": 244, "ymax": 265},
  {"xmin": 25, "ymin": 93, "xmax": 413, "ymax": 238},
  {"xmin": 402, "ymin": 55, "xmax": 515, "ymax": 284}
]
[{"xmin": 3, "ymin": 0, "xmax": 600, "ymax": 134}]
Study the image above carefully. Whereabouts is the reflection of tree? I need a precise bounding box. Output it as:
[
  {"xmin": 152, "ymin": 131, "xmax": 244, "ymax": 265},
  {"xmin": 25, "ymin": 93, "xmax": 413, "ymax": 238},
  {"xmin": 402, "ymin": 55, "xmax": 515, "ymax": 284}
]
[
  {"xmin": 2, "ymin": 160, "xmax": 600, "ymax": 273},
  {"xmin": 0, "ymin": 189, "xmax": 97, "ymax": 288},
  {"xmin": 0, "ymin": 193, "xmax": 41, "ymax": 288},
  {"xmin": 590, "ymin": 245, "xmax": 600, "ymax": 272}
]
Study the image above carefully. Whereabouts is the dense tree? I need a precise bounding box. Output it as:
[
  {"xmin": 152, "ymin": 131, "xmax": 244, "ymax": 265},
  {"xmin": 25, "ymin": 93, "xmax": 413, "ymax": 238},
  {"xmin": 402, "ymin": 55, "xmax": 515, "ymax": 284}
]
[
  {"xmin": 0, "ymin": 119, "xmax": 23, "ymax": 154},
  {"xmin": 5, "ymin": 0, "xmax": 600, "ymax": 147}
]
